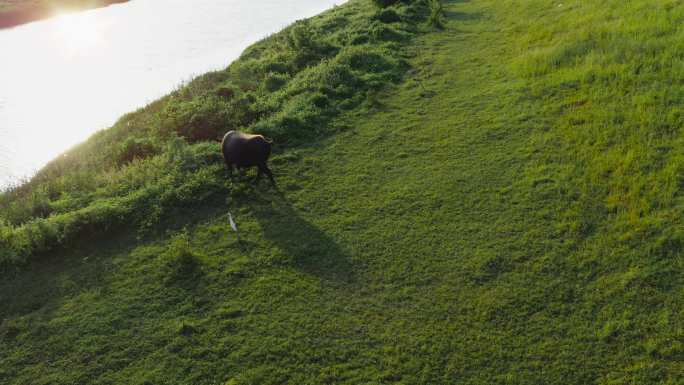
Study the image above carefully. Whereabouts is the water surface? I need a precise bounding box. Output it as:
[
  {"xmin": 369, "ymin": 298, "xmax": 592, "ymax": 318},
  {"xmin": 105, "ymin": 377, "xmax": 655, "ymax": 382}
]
[{"xmin": 0, "ymin": 0, "xmax": 344, "ymax": 188}]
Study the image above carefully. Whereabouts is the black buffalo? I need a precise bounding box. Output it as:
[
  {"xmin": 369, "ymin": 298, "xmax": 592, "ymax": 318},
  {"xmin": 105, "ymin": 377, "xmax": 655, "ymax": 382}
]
[{"xmin": 221, "ymin": 130, "xmax": 276, "ymax": 186}]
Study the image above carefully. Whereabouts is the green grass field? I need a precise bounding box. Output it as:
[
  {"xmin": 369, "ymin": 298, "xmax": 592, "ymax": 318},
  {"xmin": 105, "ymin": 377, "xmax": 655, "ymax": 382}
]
[{"xmin": 1, "ymin": 0, "xmax": 683, "ymax": 384}]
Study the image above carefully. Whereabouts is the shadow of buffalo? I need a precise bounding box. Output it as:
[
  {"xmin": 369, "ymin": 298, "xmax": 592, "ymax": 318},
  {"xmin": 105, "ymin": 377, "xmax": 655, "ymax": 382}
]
[{"xmin": 248, "ymin": 193, "xmax": 355, "ymax": 284}]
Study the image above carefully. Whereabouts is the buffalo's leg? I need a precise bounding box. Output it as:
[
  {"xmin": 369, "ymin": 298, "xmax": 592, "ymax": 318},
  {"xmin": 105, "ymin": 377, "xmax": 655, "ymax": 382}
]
[
  {"xmin": 238, "ymin": 167, "xmax": 248, "ymax": 184},
  {"xmin": 259, "ymin": 163, "xmax": 276, "ymax": 186},
  {"xmin": 225, "ymin": 162, "xmax": 234, "ymax": 178},
  {"xmin": 255, "ymin": 167, "xmax": 263, "ymax": 184}
]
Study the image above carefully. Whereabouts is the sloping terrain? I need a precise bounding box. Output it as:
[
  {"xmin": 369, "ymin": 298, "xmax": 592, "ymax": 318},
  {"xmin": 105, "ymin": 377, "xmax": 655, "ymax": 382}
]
[{"xmin": 1, "ymin": 0, "xmax": 682, "ymax": 384}]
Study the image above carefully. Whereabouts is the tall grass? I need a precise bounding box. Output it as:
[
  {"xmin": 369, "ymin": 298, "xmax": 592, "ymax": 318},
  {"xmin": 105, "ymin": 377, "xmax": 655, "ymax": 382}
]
[
  {"xmin": 427, "ymin": 0, "xmax": 444, "ymax": 29},
  {"xmin": 0, "ymin": 0, "xmax": 430, "ymax": 273}
]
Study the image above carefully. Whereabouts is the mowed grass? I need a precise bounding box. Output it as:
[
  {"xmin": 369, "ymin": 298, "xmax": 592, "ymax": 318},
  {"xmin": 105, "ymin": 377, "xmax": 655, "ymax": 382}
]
[{"xmin": 1, "ymin": 0, "xmax": 683, "ymax": 384}]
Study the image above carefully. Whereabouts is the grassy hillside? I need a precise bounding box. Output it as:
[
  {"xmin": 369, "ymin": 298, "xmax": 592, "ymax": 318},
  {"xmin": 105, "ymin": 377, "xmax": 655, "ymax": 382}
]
[
  {"xmin": 0, "ymin": 0, "xmax": 127, "ymax": 28},
  {"xmin": 1, "ymin": 0, "xmax": 683, "ymax": 384}
]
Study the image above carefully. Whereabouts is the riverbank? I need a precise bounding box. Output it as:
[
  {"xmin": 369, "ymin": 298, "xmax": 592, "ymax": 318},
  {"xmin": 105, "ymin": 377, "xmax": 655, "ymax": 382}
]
[
  {"xmin": 0, "ymin": 0, "xmax": 127, "ymax": 28},
  {"xmin": 0, "ymin": 0, "xmax": 345, "ymax": 189}
]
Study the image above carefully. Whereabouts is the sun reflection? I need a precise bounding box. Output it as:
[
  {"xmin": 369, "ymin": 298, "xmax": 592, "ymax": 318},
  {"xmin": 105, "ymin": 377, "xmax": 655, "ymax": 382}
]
[{"xmin": 51, "ymin": 10, "xmax": 105, "ymax": 54}]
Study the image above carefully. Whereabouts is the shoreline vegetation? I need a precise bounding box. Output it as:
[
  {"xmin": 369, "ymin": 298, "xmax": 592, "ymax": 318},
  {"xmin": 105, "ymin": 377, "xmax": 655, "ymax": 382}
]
[
  {"xmin": 0, "ymin": 0, "xmax": 433, "ymax": 274},
  {"xmin": 0, "ymin": 0, "xmax": 128, "ymax": 28}
]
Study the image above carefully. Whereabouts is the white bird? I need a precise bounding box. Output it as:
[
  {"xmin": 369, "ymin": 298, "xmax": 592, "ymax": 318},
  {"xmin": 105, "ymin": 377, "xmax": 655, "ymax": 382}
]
[{"xmin": 228, "ymin": 212, "xmax": 238, "ymax": 233}]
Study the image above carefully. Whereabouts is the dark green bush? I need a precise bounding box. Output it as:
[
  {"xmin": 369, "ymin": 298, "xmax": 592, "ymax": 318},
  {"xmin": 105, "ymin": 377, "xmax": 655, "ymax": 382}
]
[
  {"xmin": 164, "ymin": 232, "xmax": 203, "ymax": 286},
  {"xmin": 0, "ymin": 187, "xmax": 52, "ymax": 225},
  {"xmin": 286, "ymin": 20, "xmax": 338, "ymax": 69},
  {"xmin": 374, "ymin": 8, "xmax": 401, "ymax": 23},
  {"xmin": 368, "ymin": 21, "xmax": 406, "ymax": 42},
  {"xmin": 215, "ymin": 85, "xmax": 235, "ymax": 100},
  {"xmin": 428, "ymin": 0, "xmax": 445, "ymax": 29},
  {"xmin": 263, "ymin": 73, "xmax": 290, "ymax": 92},
  {"xmin": 373, "ymin": 0, "xmax": 401, "ymax": 8},
  {"xmin": 162, "ymin": 94, "xmax": 256, "ymax": 142},
  {"xmin": 342, "ymin": 47, "xmax": 398, "ymax": 73},
  {"xmin": 260, "ymin": 60, "xmax": 292, "ymax": 74},
  {"xmin": 116, "ymin": 137, "xmax": 159, "ymax": 165},
  {"xmin": 173, "ymin": 97, "xmax": 230, "ymax": 141}
]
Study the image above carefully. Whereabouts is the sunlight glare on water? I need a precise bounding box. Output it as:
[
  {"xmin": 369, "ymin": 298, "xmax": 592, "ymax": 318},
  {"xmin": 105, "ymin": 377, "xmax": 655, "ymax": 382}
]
[{"xmin": 0, "ymin": 0, "xmax": 345, "ymax": 188}]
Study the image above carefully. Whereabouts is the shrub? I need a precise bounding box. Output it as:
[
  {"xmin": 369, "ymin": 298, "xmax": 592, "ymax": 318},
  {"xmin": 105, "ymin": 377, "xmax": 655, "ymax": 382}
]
[
  {"xmin": 286, "ymin": 20, "xmax": 338, "ymax": 69},
  {"xmin": 162, "ymin": 95, "xmax": 251, "ymax": 142},
  {"xmin": 373, "ymin": 0, "xmax": 401, "ymax": 8},
  {"xmin": 215, "ymin": 85, "xmax": 235, "ymax": 100},
  {"xmin": 369, "ymin": 22, "xmax": 405, "ymax": 42},
  {"xmin": 263, "ymin": 73, "xmax": 290, "ymax": 92},
  {"xmin": 340, "ymin": 47, "xmax": 404, "ymax": 79},
  {"xmin": 260, "ymin": 60, "xmax": 291, "ymax": 74},
  {"xmin": 116, "ymin": 137, "xmax": 159, "ymax": 165},
  {"xmin": 374, "ymin": 8, "xmax": 402, "ymax": 23},
  {"xmin": 164, "ymin": 232, "xmax": 202, "ymax": 286},
  {"xmin": 428, "ymin": 0, "xmax": 445, "ymax": 29}
]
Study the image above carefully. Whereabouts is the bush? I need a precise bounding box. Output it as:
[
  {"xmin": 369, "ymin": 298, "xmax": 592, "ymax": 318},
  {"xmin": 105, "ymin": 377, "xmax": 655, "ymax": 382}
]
[
  {"xmin": 215, "ymin": 85, "xmax": 235, "ymax": 100},
  {"xmin": 374, "ymin": 8, "xmax": 402, "ymax": 23},
  {"xmin": 169, "ymin": 97, "xmax": 229, "ymax": 141},
  {"xmin": 428, "ymin": 0, "xmax": 445, "ymax": 29},
  {"xmin": 263, "ymin": 73, "xmax": 290, "ymax": 92},
  {"xmin": 286, "ymin": 20, "xmax": 338, "ymax": 69},
  {"xmin": 162, "ymin": 94, "xmax": 256, "ymax": 142},
  {"xmin": 369, "ymin": 22, "xmax": 406, "ymax": 42},
  {"xmin": 116, "ymin": 137, "xmax": 159, "ymax": 165},
  {"xmin": 373, "ymin": 0, "xmax": 401, "ymax": 8},
  {"xmin": 164, "ymin": 232, "xmax": 203, "ymax": 286}
]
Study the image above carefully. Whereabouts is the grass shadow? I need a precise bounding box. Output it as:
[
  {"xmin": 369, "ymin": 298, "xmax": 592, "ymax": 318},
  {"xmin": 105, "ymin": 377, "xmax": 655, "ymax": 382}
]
[
  {"xmin": 249, "ymin": 192, "xmax": 355, "ymax": 284},
  {"xmin": 0, "ymin": 229, "xmax": 137, "ymax": 322},
  {"xmin": 443, "ymin": 10, "xmax": 482, "ymax": 21},
  {"xmin": 0, "ymin": 196, "xmax": 231, "ymax": 322}
]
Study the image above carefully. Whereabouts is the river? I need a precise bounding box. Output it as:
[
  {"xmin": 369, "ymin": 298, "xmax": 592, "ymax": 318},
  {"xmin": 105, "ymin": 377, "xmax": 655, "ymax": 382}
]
[{"xmin": 0, "ymin": 0, "xmax": 344, "ymax": 188}]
